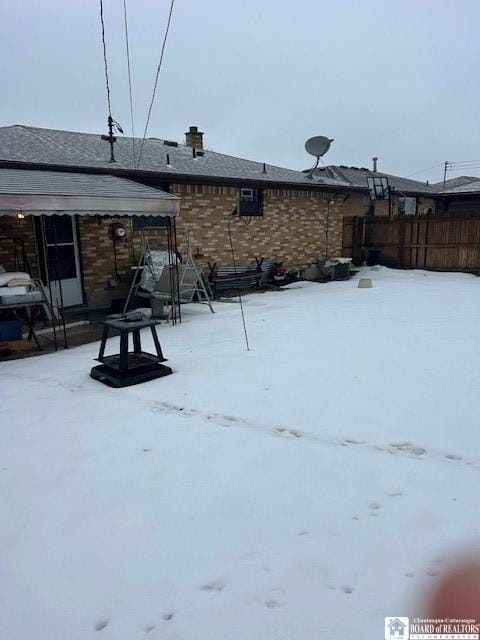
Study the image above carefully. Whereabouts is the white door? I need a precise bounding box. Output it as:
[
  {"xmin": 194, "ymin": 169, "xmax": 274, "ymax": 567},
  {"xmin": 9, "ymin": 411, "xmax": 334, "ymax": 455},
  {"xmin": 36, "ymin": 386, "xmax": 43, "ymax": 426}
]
[{"xmin": 44, "ymin": 215, "xmax": 83, "ymax": 307}]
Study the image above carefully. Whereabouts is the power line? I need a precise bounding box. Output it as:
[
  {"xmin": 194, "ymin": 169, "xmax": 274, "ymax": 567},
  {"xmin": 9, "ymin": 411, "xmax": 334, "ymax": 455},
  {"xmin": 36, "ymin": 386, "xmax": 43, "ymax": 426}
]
[
  {"xmin": 123, "ymin": 0, "xmax": 136, "ymax": 167},
  {"xmin": 405, "ymin": 160, "xmax": 480, "ymax": 181},
  {"xmin": 136, "ymin": 0, "xmax": 175, "ymax": 168},
  {"xmin": 404, "ymin": 163, "xmax": 445, "ymax": 179},
  {"xmin": 99, "ymin": 0, "xmax": 112, "ymax": 118}
]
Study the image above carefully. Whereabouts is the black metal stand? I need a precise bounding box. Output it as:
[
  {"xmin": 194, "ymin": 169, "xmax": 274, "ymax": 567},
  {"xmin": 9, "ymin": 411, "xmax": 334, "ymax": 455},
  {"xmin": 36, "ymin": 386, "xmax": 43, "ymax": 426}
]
[{"xmin": 90, "ymin": 316, "xmax": 173, "ymax": 387}]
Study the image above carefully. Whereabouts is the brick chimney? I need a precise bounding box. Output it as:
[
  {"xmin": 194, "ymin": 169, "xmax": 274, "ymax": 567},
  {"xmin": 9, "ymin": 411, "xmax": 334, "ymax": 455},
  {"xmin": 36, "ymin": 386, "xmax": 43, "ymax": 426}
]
[{"xmin": 185, "ymin": 125, "xmax": 204, "ymax": 150}]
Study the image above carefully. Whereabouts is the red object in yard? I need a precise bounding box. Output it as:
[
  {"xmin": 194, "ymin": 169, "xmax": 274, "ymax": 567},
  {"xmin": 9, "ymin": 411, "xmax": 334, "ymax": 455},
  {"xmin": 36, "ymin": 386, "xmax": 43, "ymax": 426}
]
[{"xmin": 273, "ymin": 262, "xmax": 288, "ymax": 283}]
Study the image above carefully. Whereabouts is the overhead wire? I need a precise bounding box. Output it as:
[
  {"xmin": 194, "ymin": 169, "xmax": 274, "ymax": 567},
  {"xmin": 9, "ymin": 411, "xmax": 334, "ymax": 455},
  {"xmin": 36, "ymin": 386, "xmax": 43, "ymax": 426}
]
[
  {"xmin": 123, "ymin": 0, "xmax": 136, "ymax": 167},
  {"xmin": 136, "ymin": 0, "xmax": 175, "ymax": 168},
  {"xmin": 404, "ymin": 163, "xmax": 445, "ymax": 179},
  {"xmin": 404, "ymin": 160, "xmax": 480, "ymax": 181},
  {"xmin": 99, "ymin": 0, "xmax": 112, "ymax": 119}
]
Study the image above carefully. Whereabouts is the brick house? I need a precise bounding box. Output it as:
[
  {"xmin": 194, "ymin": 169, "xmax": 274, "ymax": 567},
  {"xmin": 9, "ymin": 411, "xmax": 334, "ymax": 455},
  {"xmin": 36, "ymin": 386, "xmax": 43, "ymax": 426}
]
[{"xmin": 0, "ymin": 123, "xmax": 444, "ymax": 310}]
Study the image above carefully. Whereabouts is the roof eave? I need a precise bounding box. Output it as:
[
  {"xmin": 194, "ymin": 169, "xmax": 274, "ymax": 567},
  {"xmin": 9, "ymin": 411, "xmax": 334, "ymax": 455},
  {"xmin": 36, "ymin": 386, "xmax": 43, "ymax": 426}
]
[{"xmin": 0, "ymin": 159, "xmax": 358, "ymax": 193}]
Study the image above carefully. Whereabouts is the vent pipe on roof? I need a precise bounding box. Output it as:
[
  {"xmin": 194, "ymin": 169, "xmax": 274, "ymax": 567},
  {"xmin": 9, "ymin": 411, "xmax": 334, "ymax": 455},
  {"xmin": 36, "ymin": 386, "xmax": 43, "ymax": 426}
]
[
  {"xmin": 372, "ymin": 157, "xmax": 378, "ymax": 172},
  {"xmin": 262, "ymin": 162, "xmax": 267, "ymax": 174}
]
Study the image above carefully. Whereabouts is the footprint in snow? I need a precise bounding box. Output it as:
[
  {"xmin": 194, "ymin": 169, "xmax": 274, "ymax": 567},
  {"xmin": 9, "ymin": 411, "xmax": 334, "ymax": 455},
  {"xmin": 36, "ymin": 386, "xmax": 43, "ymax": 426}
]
[
  {"xmin": 387, "ymin": 491, "xmax": 403, "ymax": 497},
  {"xmin": 369, "ymin": 502, "xmax": 382, "ymax": 510},
  {"xmin": 344, "ymin": 439, "xmax": 365, "ymax": 445},
  {"xmin": 341, "ymin": 585, "xmax": 354, "ymax": 594},
  {"xmin": 297, "ymin": 530, "xmax": 309, "ymax": 536},
  {"xmin": 144, "ymin": 624, "xmax": 155, "ymax": 633},
  {"xmin": 265, "ymin": 599, "xmax": 283, "ymax": 609},
  {"xmin": 289, "ymin": 430, "xmax": 302, "ymax": 438},
  {"xmin": 389, "ymin": 442, "xmax": 426, "ymax": 457},
  {"xmin": 94, "ymin": 619, "xmax": 109, "ymax": 631},
  {"xmin": 162, "ymin": 612, "xmax": 175, "ymax": 621},
  {"xmin": 200, "ymin": 580, "xmax": 225, "ymax": 592},
  {"xmin": 445, "ymin": 453, "xmax": 462, "ymax": 461},
  {"xmin": 404, "ymin": 572, "xmax": 415, "ymax": 578}
]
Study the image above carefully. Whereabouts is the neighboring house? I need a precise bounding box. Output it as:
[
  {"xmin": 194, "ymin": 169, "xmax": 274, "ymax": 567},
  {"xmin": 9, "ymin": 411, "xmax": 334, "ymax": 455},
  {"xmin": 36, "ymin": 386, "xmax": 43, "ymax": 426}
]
[
  {"xmin": 432, "ymin": 176, "xmax": 480, "ymax": 216},
  {"xmin": 311, "ymin": 165, "xmax": 437, "ymax": 217}
]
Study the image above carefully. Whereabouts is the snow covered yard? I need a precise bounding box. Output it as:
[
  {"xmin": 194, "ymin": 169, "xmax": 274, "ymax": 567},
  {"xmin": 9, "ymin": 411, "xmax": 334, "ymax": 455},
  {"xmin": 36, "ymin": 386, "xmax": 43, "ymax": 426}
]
[{"xmin": 1, "ymin": 267, "xmax": 480, "ymax": 639}]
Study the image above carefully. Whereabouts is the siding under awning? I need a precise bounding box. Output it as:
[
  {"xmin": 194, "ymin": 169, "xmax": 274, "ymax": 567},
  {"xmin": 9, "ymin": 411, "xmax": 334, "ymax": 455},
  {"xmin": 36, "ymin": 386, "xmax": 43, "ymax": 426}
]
[{"xmin": 0, "ymin": 168, "xmax": 179, "ymax": 217}]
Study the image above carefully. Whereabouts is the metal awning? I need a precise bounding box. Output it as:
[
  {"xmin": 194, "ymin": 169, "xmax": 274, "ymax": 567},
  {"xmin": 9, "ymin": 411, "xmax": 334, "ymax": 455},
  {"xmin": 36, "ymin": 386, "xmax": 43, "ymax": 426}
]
[{"xmin": 0, "ymin": 168, "xmax": 179, "ymax": 217}]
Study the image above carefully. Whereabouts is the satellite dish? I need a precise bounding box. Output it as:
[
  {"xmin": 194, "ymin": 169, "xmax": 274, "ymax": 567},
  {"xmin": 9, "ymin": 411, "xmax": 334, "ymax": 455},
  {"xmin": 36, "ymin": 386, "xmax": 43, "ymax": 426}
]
[
  {"xmin": 305, "ymin": 136, "xmax": 333, "ymax": 158},
  {"xmin": 304, "ymin": 135, "xmax": 334, "ymax": 178}
]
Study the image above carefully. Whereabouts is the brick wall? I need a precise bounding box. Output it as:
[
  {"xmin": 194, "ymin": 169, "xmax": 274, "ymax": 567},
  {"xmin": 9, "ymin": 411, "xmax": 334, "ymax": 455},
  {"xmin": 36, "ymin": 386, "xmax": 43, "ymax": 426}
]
[
  {"xmin": 0, "ymin": 216, "xmax": 39, "ymax": 276},
  {"xmin": 77, "ymin": 216, "xmax": 172, "ymax": 307},
  {"xmin": 170, "ymin": 184, "xmax": 363, "ymax": 271}
]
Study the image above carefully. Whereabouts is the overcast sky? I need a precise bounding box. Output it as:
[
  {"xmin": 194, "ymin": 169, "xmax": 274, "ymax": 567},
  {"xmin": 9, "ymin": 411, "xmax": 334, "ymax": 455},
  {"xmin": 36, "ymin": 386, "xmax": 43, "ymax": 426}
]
[{"xmin": 1, "ymin": 0, "xmax": 479, "ymax": 182}]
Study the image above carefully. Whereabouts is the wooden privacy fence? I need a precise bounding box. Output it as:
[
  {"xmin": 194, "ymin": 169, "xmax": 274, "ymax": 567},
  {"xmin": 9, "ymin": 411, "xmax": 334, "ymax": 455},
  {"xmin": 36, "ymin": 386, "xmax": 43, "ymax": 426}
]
[{"xmin": 343, "ymin": 215, "xmax": 480, "ymax": 272}]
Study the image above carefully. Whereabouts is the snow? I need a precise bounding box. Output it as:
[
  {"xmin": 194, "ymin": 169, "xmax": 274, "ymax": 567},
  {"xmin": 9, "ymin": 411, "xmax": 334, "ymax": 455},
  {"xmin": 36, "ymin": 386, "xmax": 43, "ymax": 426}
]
[{"xmin": 1, "ymin": 267, "xmax": 480, "ymax": 639}]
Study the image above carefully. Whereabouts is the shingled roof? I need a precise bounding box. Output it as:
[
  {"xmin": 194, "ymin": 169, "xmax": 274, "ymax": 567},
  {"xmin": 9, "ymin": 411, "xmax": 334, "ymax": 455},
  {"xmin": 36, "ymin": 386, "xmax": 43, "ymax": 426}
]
[
  {"xmin": 311, "ymin": 165, "xmax": 436, "ymax": 195},
  {"xmin": 0, "ymin": 124, "xmax": 468, "ymax": 196},
  {"xmin": 430, "ymin": 176, "xmax": 480, "ymax": 194},
  {"xmin": 0, "ymin": 125, "xmax": 346, "ymax": 188}
]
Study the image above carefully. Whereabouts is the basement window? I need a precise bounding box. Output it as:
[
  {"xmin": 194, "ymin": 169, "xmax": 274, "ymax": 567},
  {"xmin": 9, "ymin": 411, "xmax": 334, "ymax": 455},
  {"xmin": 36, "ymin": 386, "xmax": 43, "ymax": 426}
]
[{"xmin": 239, "ymin": 188, "xmax": 263, "ymax": 216}]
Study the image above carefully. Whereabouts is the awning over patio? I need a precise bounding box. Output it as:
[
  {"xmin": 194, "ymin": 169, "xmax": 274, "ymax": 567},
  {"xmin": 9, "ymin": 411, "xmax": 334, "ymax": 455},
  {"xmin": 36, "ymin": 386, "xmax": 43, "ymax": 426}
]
[{"xmin": 0, "ymin": 168, "xmax": 179, "ymax": 216}]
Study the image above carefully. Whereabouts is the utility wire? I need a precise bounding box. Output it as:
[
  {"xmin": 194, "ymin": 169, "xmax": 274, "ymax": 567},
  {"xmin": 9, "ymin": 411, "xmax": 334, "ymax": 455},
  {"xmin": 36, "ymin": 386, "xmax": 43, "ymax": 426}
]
[
  {"xmin": 99, "ymin": 0, "xmax": 112, "ymax": 118},
  {"xmin": 449, "ymin": 159, "xmax": 480, "ymax": 165},
  {"xmin": 136, "ymin": 0, "xmax": 175, "ymax": 168},
  {"xmin": 404, "ymin": 163, "xmax": 444, "ymax": 179},
  {"xmin": 405, "ymin": 160, "xmax": 480, "ymax": 181},
  {"xmin": 123, "ymin": 0, "xmax": 136, "ymax": 167}
]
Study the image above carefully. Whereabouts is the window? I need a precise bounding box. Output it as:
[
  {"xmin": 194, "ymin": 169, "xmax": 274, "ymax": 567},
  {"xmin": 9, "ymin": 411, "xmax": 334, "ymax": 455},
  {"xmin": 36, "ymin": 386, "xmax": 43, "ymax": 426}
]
[
  {"xmin": 239, "ymin": 188, "xmax": 263, "ymax": 216},
  {"xmin": 398, "ymin": 197, "xmax": 417, "ymax": 216}
]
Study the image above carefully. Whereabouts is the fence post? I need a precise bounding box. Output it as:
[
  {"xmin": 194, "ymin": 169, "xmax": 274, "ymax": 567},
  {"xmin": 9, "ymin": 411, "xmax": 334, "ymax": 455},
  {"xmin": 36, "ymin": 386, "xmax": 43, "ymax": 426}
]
[
  {"xmin": 351, "ymin": 216, "xmax": 363, "ymax": 265},
  {"xmin": 424, "ymin": 212, "xmax": 430, "ymax": 268},
  {"xmin": 398, "ymin": 217, "xmax": 406, "ymax": 267}
]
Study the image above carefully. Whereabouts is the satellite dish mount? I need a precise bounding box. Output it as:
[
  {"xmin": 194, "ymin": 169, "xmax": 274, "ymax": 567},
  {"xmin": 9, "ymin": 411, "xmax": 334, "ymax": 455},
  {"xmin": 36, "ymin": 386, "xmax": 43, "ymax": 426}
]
[{"xmin": 305, "ymin": 136, "xmax": 334, "ymax": 178}]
